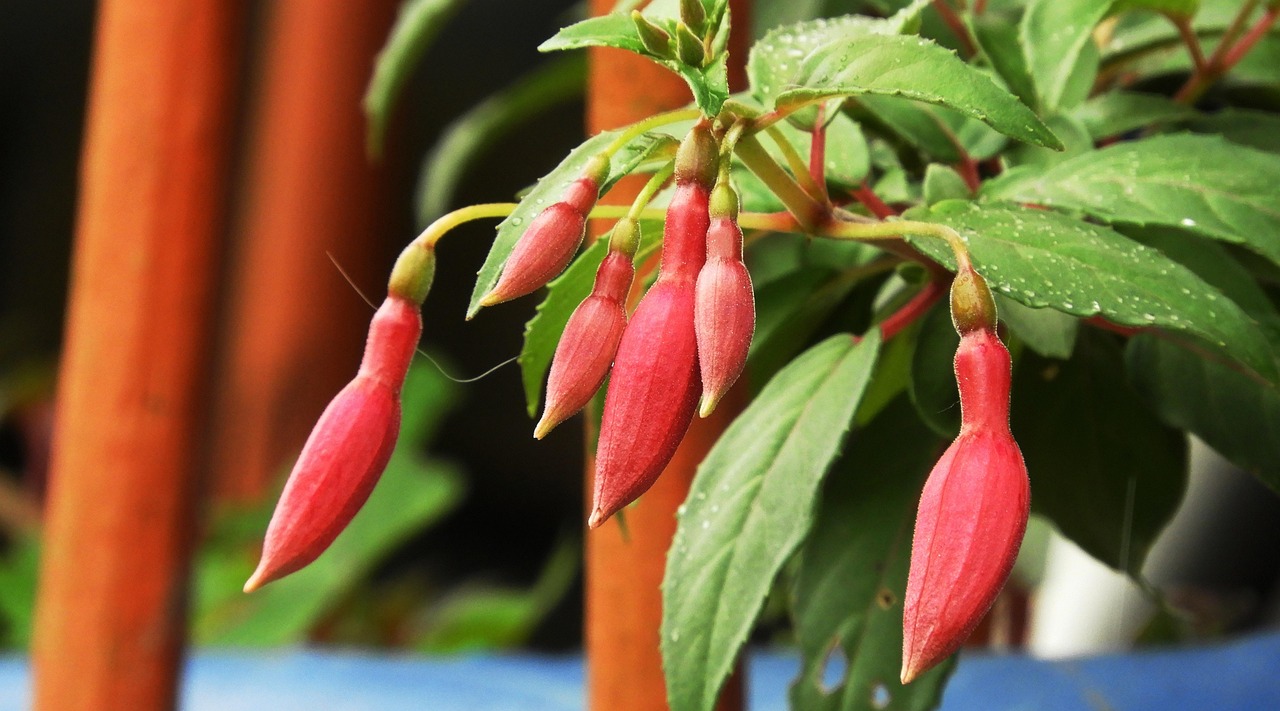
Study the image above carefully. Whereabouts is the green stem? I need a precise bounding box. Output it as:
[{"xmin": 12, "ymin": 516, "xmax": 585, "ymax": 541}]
[
  {"xmin": 765, "ymin": 125, "xmax": 825, "ymax": 202},
  {"xmin": 628, "ymin": 161, "xmax": 675, "ymax": 219},
  {"xmin": 604, "ymin": 108, "xmax": 703, "ymax": 156},
  {"xmin": 734, "ymin": 133, "xmax": 826, "ymax": 231},
  {"xmin": 824, "ymin": 217, "xmax": 972, "ymax": 271},
  {"xmin": 418, "ymin": 203, "xmax": 518, "ymax": 247}
]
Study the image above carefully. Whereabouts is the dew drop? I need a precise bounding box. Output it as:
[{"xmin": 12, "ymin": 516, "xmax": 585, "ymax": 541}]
[{"xmin": 1180, "ymin": 217, "xmax": 1197, "ymax": 227}]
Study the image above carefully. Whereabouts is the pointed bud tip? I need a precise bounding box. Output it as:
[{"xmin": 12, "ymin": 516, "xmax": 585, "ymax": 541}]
[
  {"xmin": 533, "ymin": 413, "xmax": 559, "ymax": 440},
  {"xmin": 698, "ymin": 393, "xmax": 719, "ymax": 418},
  {"xmin": 587, "ymin": 508, "xmax": 607, "ymax": 529},
  {"xmin": 242, "ymin": 565, "xmax": 270, "ymax": 594},
  {"xmin": 477, "ymin": 290, "xmax": 506, "ymax": 308}
]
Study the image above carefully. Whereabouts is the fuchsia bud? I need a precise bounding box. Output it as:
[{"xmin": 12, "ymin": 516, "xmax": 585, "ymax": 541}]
[
  {"xmin": 535, "ymin": 220, "xmax": 640, "ymax": 439},
  {"xmin": 589, "ymin": 124, "xmax": 717, "ymax": 528},
  {"xmin": 901, "ymin": 264, "xmax": 1029, "ymax": 683},
  {"xmin": 480, "ymin": 155, "xmax": 609, "ymax": 307},
  {"xmin": 244, "ymin": 295, "xmax": 422, "ymax": 592},
  {"xmin": 694, "ymin": 180, "xmax": 753, "ymax": 417}
]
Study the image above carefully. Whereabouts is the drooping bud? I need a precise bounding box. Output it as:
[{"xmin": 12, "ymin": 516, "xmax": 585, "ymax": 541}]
[
  {"xmin": 949, "ymin": 260, "xmax": 997, "ymax": 336},
  {"xmin": 244, "ymin": 295, "xmax": 422, "ymax": 592},
  {"xmin": 536, "ymin": 242, "xmax": 636, "ymax": 439},
  {"xmin": 901, "ymin": 313, "xmax": 1029, "ymax": 683},
  {"xmin": 388, "ymin": 241, "xmax": 436, "ymax": 306},
  {"xmin": 480, "ymin": 155, "xmax": 610, "ymax": 307},
  {"xmin": 590, "ymin": 125, "xmax": 716, "ymax": 527},
  {"xmin": 695, "ymin": 180, "xmax": 754, "ymax": 417}
]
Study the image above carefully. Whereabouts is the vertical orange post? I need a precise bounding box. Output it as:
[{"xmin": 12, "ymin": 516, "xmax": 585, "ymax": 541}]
[
  {"xmin": 30, "ymin": 1, "xmax": 242, "ymax": 709},
  {"xmin": 205, "ymin": 0, "xmax": 401, "ymax": 503},
  {"xmin": 585, "ymin": 2, "xmax": 750, "ymax": 709}
]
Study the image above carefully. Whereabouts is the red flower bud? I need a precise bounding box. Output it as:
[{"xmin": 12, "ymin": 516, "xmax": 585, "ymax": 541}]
[
  {"xmin": 245, "ymin": 295, "xmax": 421, "ymax": 592},
  {"xmin": 535, "ymin": 249, "xmax": 634, "ymax": 439},
  {"xmin": 695, "ymin": 182, "xmax": 753, "ymax": 417},
  {"xmin": 589, "ymin": 175, "xmax": 711, "ymax": 528},
  {"xmin": 901, "ymin": 327, "xmax": 1029, "ymax": 682},
  {"xmin": 480, "ymin": 165, "xmax": 605, "ymax": 307}
]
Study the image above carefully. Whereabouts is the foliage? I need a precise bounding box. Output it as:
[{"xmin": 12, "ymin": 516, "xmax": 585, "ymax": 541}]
[{"xmin": 367, "ymin": 0, "xmax": 1280, "ymax": 708}]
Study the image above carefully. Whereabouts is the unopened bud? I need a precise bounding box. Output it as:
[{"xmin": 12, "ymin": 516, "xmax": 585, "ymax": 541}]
[
  {"xmin": 675, "ymin": 23, "xmax": 707, "ymax": 67},
  {"xmin": 949, "ymin": 261, "xmax": 997, "ymax": 335},
  {"xmin": 632, "ymin": 11, "xmax": 672, "ymax": 57}
]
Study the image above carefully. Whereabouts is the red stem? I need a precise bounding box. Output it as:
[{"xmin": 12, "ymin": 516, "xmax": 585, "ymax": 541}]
[
  {"xmin": 956, "ymin": 156, "xmax": 981, "ymax": 193},
  {"xmin": 851, "ymin": 182, "xmax": 897, "ymax": 219},
  {"xmin": 877, "ymin": 280, "xmax": 947, "ymax": 342},
  {"xmin": 931, "ymin": 0, "xmax": 977, "ymax": 57},
  {"xmin": 1173, "ymin": 15, "xmax": 1208, "ymax": 72},
  {"xmin": 809, "ymin": 105, "xmax": 830, "ymax": 203},
  {"xmin": 1174, "ymin": 5, "xmax": 1278, "ymax": 104},
  {"xmin": 1222, "ymin": 6, "xmax": 1279, "ymax": 68}
]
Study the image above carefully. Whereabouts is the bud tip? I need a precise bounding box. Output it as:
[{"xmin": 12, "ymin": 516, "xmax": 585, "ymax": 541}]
[
  {"xmin": 242, "ymin": 564, "xmax": 269, "ymax": 594},
  {"xmin": 698, "ymin": 393, "xmax": 719, "ymax": 418},
  {"xmin": 533, "ymin": 413, "xmax": 559, "ymax": 440},
  {"xmin": 587, "ymin": 508, "xmax": 606, "ymax": 529}
]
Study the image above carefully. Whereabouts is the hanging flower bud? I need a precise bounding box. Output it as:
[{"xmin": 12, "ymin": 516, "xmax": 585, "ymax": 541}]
[
  {"xmin": 480, "ymin": 154, "xmax": 610, "ymax": 307},
  {"xmin": 244, "ymin": 294, "xmax": 422, "ymax": 592},
  {"xmin": 535, "ymin": 219, "xmax": 640, "ymax": 439},
  {"xmin": 590, "ymin": 124, "xmax": 717, "ymax": 528},
  {"xmin": 694, "ymin": 179, "xmax": 753, "ymax": 417},
  {"xmin": 901, "ymin": 263, "xmax": 1029, "ymax": 683}
]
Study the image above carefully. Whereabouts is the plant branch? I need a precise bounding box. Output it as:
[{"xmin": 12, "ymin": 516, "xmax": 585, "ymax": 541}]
[
  {"xmin": 850, "ymin": 182, "xmax": 897, "ymax": 219},
  {"xmin": 1174, "ymin": 4, "xmax": 1278, "ymax": 104},
  {"xmin": 879, "ymin": 278, "xmax": 947, "ymax": 341},
  {"xmin": 765, "ymin": 125, "xmax": 827, "ymax": 203},
  {"xmin": 604, "ymin": 108, "xmax": 703, "ymax": 156},
  {"xmin": 931, "ymin": 0, "xmax": 977, "ymax": 57},
  {"xmin": 823, "ymin": 216, "xmax": 972, "ymax": 271},
  {"xmin": 1206, "ymin": 0, "xmax": 1260, "ymax": 67},
  {"xmin": 734, "ymin": 133, "xmax": 827, "ymax": 231},
  {"xmin": 418, "ymin": 203, "xmax": 517, "ymax": 247},
  {"xmin": 809, "ymin": 105, "xmax": 830, "ymax": 203},
  {"xmin": 1171, "ymin": 15, "xmax": 1208, "ymax": 72}
]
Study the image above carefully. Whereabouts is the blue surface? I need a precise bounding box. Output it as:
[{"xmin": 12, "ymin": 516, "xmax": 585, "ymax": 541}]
[{"xmin": 2, "ymin": 633, "xmax": 1277, "ymax": 709}]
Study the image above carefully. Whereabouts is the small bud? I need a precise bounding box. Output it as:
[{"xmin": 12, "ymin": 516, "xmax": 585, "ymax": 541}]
[
  {"xmin": 674, "ymin": 22, "xmax": 707, "ymax": 68},
  {"xmin": 950, "ymin": 261, "xmax": 997, "ymax": 335},
  {"xmin": 632, "ymin": 11, "xmax": 672, "ymax": 57},
  {"xmin": 388, "ymin": 242, "xmax": 435, "ymax": 305},
  {"xmin": 674, "ymin": 124, "xmax": 718, "ymax": 194},
  {"xmin": 480, "ymin": 174, "xmax": 600, "ymax": 306},
  {"xmin": 901, "ymin": 328, "xmax": 1028, "ymax": 683},
  {"xmin": 695, "ymin": 181, "xmax": 753, "ymax": 417},
  {"xmin": 607, "ymin": 217, "xmax": 642, "ymax": 258},
  {"xmin": 679, "ymin": 0, "xmax": 707, "ymax": 36},
  {"xmin": 245, "ymin": 296, "xmax": 422, "ymax": 592},
  {"xmin": 536, "ymin": 251, "xmax": 634, "ymax": 439}
]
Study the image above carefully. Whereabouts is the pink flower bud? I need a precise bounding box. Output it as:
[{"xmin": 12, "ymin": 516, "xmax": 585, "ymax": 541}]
[
  {"xmin": 244, "ymin": 295, "xmax": 421, "ymax": 592},
  {"xmin": 589, "ymin": 176, "xmax": 711, "ymax": 528},
  {"xmin": 901, "ymin": 328, "xmax": 1029, "ymax": 683},
  {"xmin": 480, "ymin": 173, "xmax": 602, "ymax": 307},
  {"xmin": 695, "ymin": 183, "xmax": 753, "ymax": 417},
  {"xmin": 535, "ymin": 250, "xmax": 634, "ymax": 439}
]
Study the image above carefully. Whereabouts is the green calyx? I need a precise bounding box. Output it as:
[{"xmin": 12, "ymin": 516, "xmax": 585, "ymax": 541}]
[
  {"xmin": 583, "ymin": 153, "xmax": 610, "ymax": 186},
  {"xmin": 949, "ymin": 262, "xmax": 997, "ymax": 335},
  {"xmin": 675, "ymin": 123, "xmax": 718, "ymax": 187},
  {"xmin": 388, "ymin": 242, "xmax": 436, "ymax": 305},
  {"xmin": 674, "ymin": 23, "xmax": 706, "ymax": 67},
  {"xmin": 608, "ymin": 217, "xmax": 642, "ymax": 257},
  {"xmin": 709, "ymin": 180, "xmax": 739, "ymax": 220}
]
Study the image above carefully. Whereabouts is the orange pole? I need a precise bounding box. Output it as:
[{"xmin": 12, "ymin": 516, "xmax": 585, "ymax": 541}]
[
  {"xmin": 585, "ymin": 2, "xmax": 750, "ymax": 709},
  {"xmin": 30, "ymin": 1, "xmax": 242, "ymax": 709},
  {"xmin": 205, "ymin": 0, "xmax": 401, "ymax": 502}
]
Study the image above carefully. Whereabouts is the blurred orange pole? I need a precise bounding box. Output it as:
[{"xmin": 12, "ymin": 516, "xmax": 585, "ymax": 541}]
[
  {"xmin": 206, "ymin": 0, "xmax": 401, "ymax": 503},
  {"xmin": 585, "ymin": 2, "xmax": 750, "ymax": 709},
  {"xmin": 30, "ymin": 1, "xmax": 243, "ymax": 709}
]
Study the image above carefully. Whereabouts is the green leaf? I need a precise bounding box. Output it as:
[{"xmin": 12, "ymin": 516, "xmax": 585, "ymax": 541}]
[
  {"xmin": 853, "ymin": 95, "xmax": 1005, "ymax": 163},
  {"xmin": 1013, "ymin": 332, "xmax": 1187, "ymax": 573},
  {"xmin": 923, "ymin": 164, "xmax": 971, "ymax": 204},
  {"xmin": 776, "ymin": 35, "xmax": 1062, "ymax": 149},
  {"xmin": 1072, "ymin": 91, "xmax": 1196, "ymax": 140},
  {"xmin": 1002, "ymin": 113, "xmax": 1092, "ymax": 169},
  {"xmin": 1115, "ymin": 0, "xmax": 1199, "ymax": 18},
  {"xmin": 416, "ymin": 56, "xmax": 585, "ymax": 224},
  {"xmin": 997, "ymin": 295, "xmax": 1079, "ymax": 359},
  {"xmin": 907, "ymin": 201, "xmax": 1279, "ymax": 383},
  {"xmin": 539, "ymin": 11, "xmax": 729, "ymax": 114},
  {"xmin": 519, "ymin": 222, "xmax": 661, "ymax": 417},
  {"xmin": 1127, "ymin": 336, "xmax": 1280, "ymax": 492},
  {"xmin": 982, "ymin": 135, "xmax": 1280, "ymax": 270},
  {"xmin": 662, "ymin": 333, "xmax": 881, "ymax": 711},
  {"xmin": 820, "ymin": 112, "xmax": 873, "ymax": 188},
  {"xmin": 1020, "ymin": 0, "xmax": 1114, "ymax": 111},
  {"xmin": 909, "ymin": 302, "xmax": 961, "ymax": 438},
  {"xmin": 467, "ymin": 129, "xmax": 671, "ymax": 319},
  {"xmin": 791, "ymin": 398, "xmax": 954, "ymax": 711},
  {"xmin": 364, "ymin": 0, "xmax": 469, "ymax": 156},
  {"xmin": 194, "ymin": 365, "xmax": 465, "ymax": 645},
  {"xmin": 1183, "ymin": 108, "xmax": 1280, "ymax": 153},
  {"xmin": 972, "ymin": 13, "xmax": 1038, "ymax": 109},
  {"xmin": 747, "ymin": 0, "xmax": 933, "ymax": 109}
]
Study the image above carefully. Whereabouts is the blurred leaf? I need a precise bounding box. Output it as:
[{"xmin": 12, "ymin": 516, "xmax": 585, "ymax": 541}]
[
  {"xmin": 416, "ymin": 55, "xmax": 585, "ymax": 224},
  {"xmin": 1020, "ymin": 0, "xmax": 1113, "ymax": 110},
  {"xmin": 776, "ymin": 34, "xmax": 1060, "ymax": 149},
  {"xmin": 923, "ymin": 164, "xmax": 970, "ymax": 204},
  {"xmin": 195, "ymin": 365, "xmax": 464, "ymax": 645},
  {"xmin": 417, "ymin": 534, "xmax": 579, "ymax": 652},
  {"xmin": 790, "ymin": 398, "xmax": 954, "ymax": 711},
  {"xmin": 909, "ymin": 201, "xmax": 1279, "ymax": 383},
  {"xmin": 365, "ymin": 0, "xmax": 469, "ymax": 156},
  {"xmin": 663, "ymin": 333, "xmax": 880, "ymax": 711},
  {"xmin": 1072, "ymin": 91, "xmax": 1195, "ymax": 140},
  {"xmin": 1002, "ymin": 113, "xmax": 1092, "ymax": 169},
  {"xmin": 1014, "ymin": 332, "xmax": 1188, "ymax": 573},
  {"xmin": 909, "ymin": 301, "xmax": 961, "ymax": 438},
  {"xmin": 972, "ymin": 13, "xmax": 1038, "ymax": 109},
  {"xmin": 519, "ymin": 222, "xmax": 661, "ymax": 417},
  {"xmin": 748, "ymin": 267, "xmax": 861, "ymax": 386},
  {"xmin": 1115, "ymin": 0, "xmax": 1199, "ymax": 17},
  {"xmin": 0, "ymin": 536, "xmax": 39, "ymax": 648},
  {"xmin": 997, "ymin": 295, "xmax": 1079, "ymax": 359},
  {"xmin": 1183, "ymin": 109, "xmax": 1280, "ymax": 153},
  {"xmin": 983, "ymin": 135, "xmax": 1280, "ymax": 270}
]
